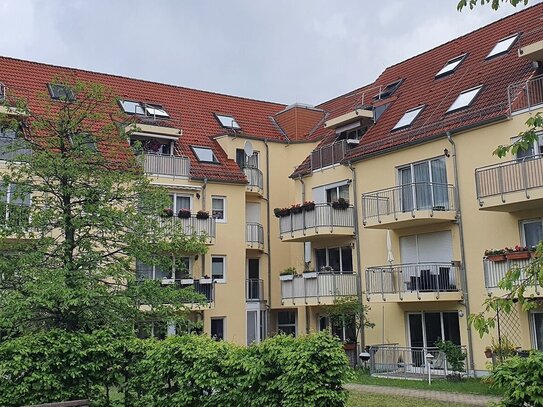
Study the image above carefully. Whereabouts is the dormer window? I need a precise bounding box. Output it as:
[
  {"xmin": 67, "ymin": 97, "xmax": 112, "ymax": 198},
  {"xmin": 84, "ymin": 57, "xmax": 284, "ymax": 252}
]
[
  {"xmin": 335, "ymin": 122, "xmax": 367, "ymax": 144},
  {"xmin": 393, "ymin": 106, "xmax": 425, "ymax": 130},
  {"xmin": 145, "ymin": 105, "xmax": 169, "ymax": 118},
  {"xmin": 486, "ymin": 34, "xmax": 519, "ymax": 59},
  {"xmin": 447, "ymin": 85, "xmax": 483, "ymax": 113},
  {"xmin": 48, "ymin": 84, "xmax": 75, "ymax": 102},
  {"xmin": 215, "ymin": 114, "xmax": 240, "ymax": 129},
  {"xmin": 119, "ymin": 100, "xmax": 170, "ymax": 118},
  {"xmin": 192, "ymin": 146, "xmax": 218, "ymax": 163},
  {"xmin": 120, "ymin": 100, "xmax": 145, "ymax": 115},
  {"xmin": 435, "ymin": 54, "xmax": 467, "ymax": 78},
  {"xmin": 374, "ymin": 80, "xmax": 403, "ymax": 101}
]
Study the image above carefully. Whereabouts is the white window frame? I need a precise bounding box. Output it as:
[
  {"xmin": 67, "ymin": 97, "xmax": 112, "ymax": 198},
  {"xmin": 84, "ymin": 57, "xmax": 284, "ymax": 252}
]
[
  {"xmin": 520, "ymin": 218, "xmax": 543, "ymax": 248},
  {"xmin": 435, "ymin": 54, "xmax": 466, "ymax": 78},
  {"xmin": 215, "ymin": 113, "xmax": 241, "ymax": 129},
  {"xmin": 1, "ymin": 183, "xmax": 32, "ymax": 225},
  {"xmin": 277, "ymin": 310, "xmax": 297, "ymax": 336},
  {"xmin": 192, "ymin": 146, "xmax": 218, "ymax": 163},
  {"xmin": 170, "ymin": 193, "xmax": 193, "ymax": 212},
  {"xmin": 447, "ymin": 85, "xmax": 483, "ymax": 113},
  {"xmin": 393, "ymin": 106, "xmax": 425, "ymax": 130},
  {"xmin": 325, "ymin": 182, "xmax": 350, "ymax": 203},
  {"xmin": 530, "ymin": 311, "xmax": 543, "ymax": 351},
  {"xmin": 211, "ymin": 196, "xmax": 226, "ymax": 223},
  {"xmin": 406, "ymin": 311, "xmax": 461, "ymax": 348},
  {"xmin": 211, "ymin": 255, "xmax": 226, "ymax": 283},
  {"xmin": 315, "ymin": 246, "xmax": 353, "ymax": 273},
  {"xmin": 486, "ymin": 33, "xmax": 519, "ymax": 59},
  {"xmin": 512, "ymin": 132, "xmax": 543, "ymax": 161},
  {"xmin": 211, "ymin": 317, "xmax": 226, "ymax": 340},
  {"xmin": 136, "ymin": 256, "xmax": 192, "ymax": 281}
]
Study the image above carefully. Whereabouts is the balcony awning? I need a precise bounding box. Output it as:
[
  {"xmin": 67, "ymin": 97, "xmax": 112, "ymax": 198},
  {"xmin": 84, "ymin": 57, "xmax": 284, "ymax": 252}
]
[
  {"xmin": 518, "ymin": 40, "xmax": 543, "ymax": 62},
  {"xmin": 126, "ymin": 123, "xmax": 182, "ymax": 141},
  {"xmin": 324, "ymin": 109, "xmax": 373, "ymax": 129}
]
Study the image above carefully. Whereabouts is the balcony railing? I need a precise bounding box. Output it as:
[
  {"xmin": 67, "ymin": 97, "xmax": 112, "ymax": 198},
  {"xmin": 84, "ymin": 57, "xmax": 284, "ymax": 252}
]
[
  {"xmin": 508, "ymin": 74, "xmax": 543, "ymax": 114},
  {"xmin": 483, "ymin": 257, "xmax": 539, "ymax": 293},
  {"xmin": 246, "ymin": 222, "xmax": 264, "ymax": 247},
  {"xmin": 246, "ymin": 278, "xmax": 263, "ymax": 302},
  {"xmin": 361, "ymin": 182, "xmax": 456, "ymax": 223},
  {"xmin": 475, "ymin": 155, "xmax": 543, "ymax": 204},
  {"xmin": 310, "ymin": 140, "xmax": 346, "ymax": 171},
  {"xmin": 280, "ymin": 271, "xmax": 358, "ymax": 301},
  {"xmin": 243, "ymin": 167, "xmax": 263, "ymax": 191},
  {"xmin": 143, "ymin": 153, "xmax": 190, "ymax": 177},
  {"xmin": 369, "ymin": 345, "xmax": 468, "ymax": 379},
  {"xmin": 137, "ymin": 279, "xmax": 214, "ymax": 303},
  {"xmin": 279, "ymin": 203, "xmax": 355, "ymax": 238},
  {"xmin": 159, "ymin": 215, "xmax": 216, "ymax": 241},
  {"xmin": 365, "ymin": 262, "xmax": 462, "ymax": 299}
]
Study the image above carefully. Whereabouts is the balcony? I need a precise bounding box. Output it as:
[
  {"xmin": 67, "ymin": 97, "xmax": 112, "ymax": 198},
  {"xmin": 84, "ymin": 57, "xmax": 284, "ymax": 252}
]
[
  {"xmin": 159, "ymin": 215, "xmax": 216, "ymax": 245},
  {"xmin": 139, "ymin": 278, "xmax": 215, "ymax": 310},
  {"xmin": 278, "ymin": 203, "xmax": 355, "ymax": 242},
  {"xmin": 483, "ymin": 257, "xmax": 541, "ymax": 296},
  {"xmin": 143, "ymin": 153, "xmax": 190, "ymax": 177},
  {"xmin": 246, "ymin": 278, "xmax": 264, "ymax": 302},
  {"xmin": 244, "ymin": 167, "xmax": 264, "ymax": 196},
  {"xmin": 280, "ymin": 271, "xmax": 359, "ymax": 306},
  {"xmin": 246, "ymin": 222, "xmax": 264, "ymax": 250},
  {"xmin": 508, "ymin": 74, "xmax": 543, "ymax": 114},
  {"xmin": 475, "ymin": 155, "xmax": 543, "ymax": 212},
  {"xmin": 361, "ymin": 182, "xmax": 457, "ymax": 229},
  {"xmin": 310, "ymin": 140, "xmax": 346, "ymax": 171},
  {"xmin": 365, "ymin": 262, "xmax": 463, "ymax": 302}
]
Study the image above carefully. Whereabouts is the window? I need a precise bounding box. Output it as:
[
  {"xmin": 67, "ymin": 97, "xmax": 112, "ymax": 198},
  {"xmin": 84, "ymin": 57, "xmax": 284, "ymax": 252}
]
[
  {"xmin": 136, "ymin": 257, "xmax": 191, "ymax": 281},
  {"xmin": 119, "ymin": 100, "xmax": 170, "ymax": 118},
  {"xmin": 486, "ymin": 34, "xmax": 519, "ymax": 59},
  {"xmin": 137, "ymin": 321, "xmax": 167, "ymax": 340},
  {"xmin": 145, "ymin": 104, "xmax": 169, "ymax": 118},
  {"xmin": 70, "ymin": 133, "xmax": 97, "ymax": 152},
  {"xmin": 318, "ymin": 316, "xmax": 356, "ymax": 343},
  {"xmin": 215, "ymin": 113, "xmax": 240, "ymax": 129},
  {"xmin": 211, "ymin": 256, "xmax": 226, "ymax": 281},
  {"xmin": 532, "ymin": 312, "xmax": 543, "ymax": 351},
  {"xmin": 521, "ymin": 219, "xmax": 543, "ymax": 248},
  {"xmin": 47, "ymin": 84, "xmax": 75, "ymax": 101},
  {"xmin": 192, "ymin": 146, "xmax": 218, "ymax": 163},
  {"xmin": 130, "ymin": 137, "xmax": 172, "ymax": 155},
  {"xmin": 335, "ymin": 123, "xmax": 367, "ymax": 143},
  {"xmin": 211, "ymin": 317, "xmax": 225, "ymax": 340},
  {"xmin": 435, "ymin": 54, "xmax": 466, "ymax": 78},
  {"xmin": 447, "ymin": 86, "xmax": 483, "ymax": 112},
  {"xmin": 0, "ymin": 183, "xmax": 31, "ymax": 227},
  {"xmin": 170, "ymin": 194, "xmax": 192, "ymax": 212},
  {"xmin": 277, "ymin": 311, "xmax": 296, "ymax": 336},
  {"xmin": 408, "ymin": 312, "xmax": 461, "ymax": 349},
  {"xmin": 0, "ymin": 125, "xmax": 26, "ymax": 161},
  {"xmin": 211, "ymin": 196, "xmax": 226, "ymax": 222},
  {"xmin": 120, "ymin": 100, "xmax": 145, "ymax": 115},
  {"xmin": 393, "ymin": 106, "xmax": 424, "ymax": 130},
  {"xmin": 326, "ymin": 183, "xmax": 349, "ymax": 203},
  {"xmin": 374, "ymin": 79, "xmax": 403, "ymax": 100},
  {"xmin": 236, "ymin": 149, "xmax": 259, "ymax": 168},
  {"xmin": 398, "ymin": 158, "xmax": 449, "ymax": 212},
  {"xmin": 315, "ymin": 246, "xmax": 353, "ymax": 273},
  {"xmin": 513, "ymin": 132, "xmax": 543, "ymax": 161},
  {"xmin": 0, "ymin": 82, "xmax": 5, "ymax": 101}
]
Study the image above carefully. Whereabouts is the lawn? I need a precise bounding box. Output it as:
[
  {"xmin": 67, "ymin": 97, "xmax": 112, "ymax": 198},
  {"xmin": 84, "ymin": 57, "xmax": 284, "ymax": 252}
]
[
  {"xmin": 351, "ymin": 369, "xmax": 502, "ymax": 396},
  {"xmin": 348, "ymin": 392, "xmax": 472, "ymax": 407}
]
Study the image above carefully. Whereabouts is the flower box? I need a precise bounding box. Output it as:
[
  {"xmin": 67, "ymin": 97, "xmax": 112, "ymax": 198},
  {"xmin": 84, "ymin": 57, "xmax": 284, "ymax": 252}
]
[
  {"xmin": 180, "ymin": 278, "xmax": 194, "ymax": 285},
  {"xmin": 303, "ymin": 271, "xmax": 317, "ymax": 279},
  {"xmin": 280, "ymin": 274, "xmax": 294, "ymax": 281},
  {"xmin": 161, "ymin": 208, "xmax": 174, "ymax": 218},
  {"xmin": 302, "ymin": 201, "xmax": 315, "ymax": 211},
  {"xmin": 161, "ymin": 278, "xmax": 175, "ymax": 285},
  {"xmin": 487, "ymin": 254, "xmax": 507, "ymax": 262},
  {"xmin": 200, "ymin": 278, "xmax": 212, "ymax": 284},
  {"xmin": 196, "ymin": 211, "xmax": 209, "ymax": 220},
  {"xmin": 343, "ymin": 343, "xmax": 356, "ymax": 351},
  {"xmin": 178, "ymin": 209, "xmax": 191, "ymax": 219},
  {"xmin": 506, "ymin": 251, "xmax": 531, "ymax": 260}
]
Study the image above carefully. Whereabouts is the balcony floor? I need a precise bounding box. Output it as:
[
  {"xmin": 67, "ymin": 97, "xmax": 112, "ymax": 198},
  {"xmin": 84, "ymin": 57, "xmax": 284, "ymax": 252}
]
[
  {"xmin": 363, "ymin": 210, "xmax": 457, "ymax": 230},
  {"xmin": 366, "ymin": 291, "xmax": 464, "ymax": 303},
  {"xmin": 280, "ymin": 226, "xmax": 355, "ymax": 242},
  {"xmin": 478, "ymin": 189, "xmax": 543, "ymax": 212}
]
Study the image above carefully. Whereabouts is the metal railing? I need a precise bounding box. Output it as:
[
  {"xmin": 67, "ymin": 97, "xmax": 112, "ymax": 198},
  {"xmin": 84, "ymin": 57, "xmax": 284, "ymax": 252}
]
[
  {"xmin": 279, "ymin": 203, "xmax": 355, "ymax": 237},
  {"xmin": 143, "ymin": 153, "xmax": 190, "ymax": 177},
  {"xmin": 176, "ymin": 279, "xmax": 214, "ymax": 302},
  {"xmin": 246, "ymin": 222, "xmax": 264, "ymax": 246},
  {"xmin": 159, "ymin": 215, "xmax": 216, "ymax": 239},
  {"xmin": 475, "ymin": 154, "xmax": 543, "ymax": 204},
  {"xmin": 361, "ymin": 182, "xmax": 456, "ymax": 223},
  {"xmin": 243, "ymin": 167, "xmax": 263, "ymax": 191},
  {"xmin": 310, "ymin": 140, "xmax": 347, "ymax": 171},
  {"xmin": 365, "ymin": 262, "xmax": 462, "ymax": 300},
  {"xmin": 369, "ymin": 344, "xmax": 468, "ymax": 379},
  {"xmin": 483, "ymin": 257, "xmax": 538, "ymax": 292},
  {"xmin": 280, "ymin": 271, "xmax": 358, "ymax": 301},
  {"xmin": 508, "ymin": 74, "xmax": 543, "ymax": 113},
  {"xmin": 246, "ymin": 278, "xmax": 263, "ymax": 301}
]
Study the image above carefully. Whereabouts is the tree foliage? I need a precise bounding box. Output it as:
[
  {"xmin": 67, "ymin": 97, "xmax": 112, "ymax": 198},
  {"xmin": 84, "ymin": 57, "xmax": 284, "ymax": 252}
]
[
  {"xmin": 0, "ymin": 79, "xmax": 208, "ymax": 338},
  {"xmin": 457, "ymin": 0, "xmax": 529, "ymax": 11},
  {"xmin": 324, "ymin": 296, "xmax": 374, "ymax": 343}
]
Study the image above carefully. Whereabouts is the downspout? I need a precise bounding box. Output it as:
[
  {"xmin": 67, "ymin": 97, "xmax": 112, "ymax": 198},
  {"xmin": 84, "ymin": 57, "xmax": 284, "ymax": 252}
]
[
  {"xmin": 202, "ymin": 177, "xmax": 208, "ymax": 281},
  {"xmin": 298, "ymin": 176, "xmax": 309, "ymax": 333},
  {"xmin": 349, "ymin": 162, "xmax": 365, "ymax": 350},
  {"xmin": 446, "ymin": 131, "xmax": 475, "ymax": 376},
  {"xmin": 265, "ymin": 139, "xmax": 272, "ymax": 338}
]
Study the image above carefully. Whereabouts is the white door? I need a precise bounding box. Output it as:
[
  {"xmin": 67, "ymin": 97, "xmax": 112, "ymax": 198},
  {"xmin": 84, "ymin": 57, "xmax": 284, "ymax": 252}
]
[
  {"xmin": 400, "ymin": 231, "xmax": 452, "ymax": 263},
  {"xmin": 246, "ymin": 202, "xmax": 260, "ymax": 223}
]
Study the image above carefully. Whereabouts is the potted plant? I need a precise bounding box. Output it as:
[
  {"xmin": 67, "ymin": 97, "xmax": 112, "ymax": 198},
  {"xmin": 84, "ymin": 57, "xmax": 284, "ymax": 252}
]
[
  {"xmin": 161, "ymin": 276, "xmax": 175, "ymax": 285},
  {"xmin": 179, "ymin": 273, "xmax": 194, "ymax": 285},
  {"xmin": 178, "ymin": 209, "xmax": 191, "ymax": 219},
  {"xmin": 290, "ymin": 203, "xmax": 303, "ymax": 214},
  {"xmin": 280, "ymin": 267, "xmax": 296, "ymax": 281},
  {"xmin": 505, "ymin": 245, "xmax": 531, "ymax": 260},
  {"xmin": 161, "ymin": 207, "xmax": 174, "ymax": 218},
  {"xmin": 302, "ymin": 201, "xmax": 315, "ymax": 211},
  {"xmin": 343, "ymin": 340, "xmax": 356, "ymax": 351},
  {"xmin": 484, "ymin": 248, "xmax": 506, "ymax": 262},
  {"xmin": 273, "ymin": 207, "xmax": 291, "ymax": 218},
  {"xmin": 200, "ymin": 274, "xmax": 212, "ymax": 284},
  {"xmin": 303, "ymin": 269, "xmax": 317, "ymax": 279},
  {"xmin": 331, "ymin": 197, "xmax": 349, "ymax": 210},
  {"xmin": 196, "ymin": 210, "xmax": 209, "ymax": 220},
  {"xmin": 484, "ymin": 346, "xmax": 493, "ymax": 359}
]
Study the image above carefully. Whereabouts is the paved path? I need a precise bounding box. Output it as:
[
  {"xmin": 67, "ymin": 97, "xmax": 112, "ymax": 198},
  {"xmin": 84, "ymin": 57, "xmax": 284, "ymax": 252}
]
[{"xmin": 346, "ymin": 383, "xmax": 502, "ymax": 406}]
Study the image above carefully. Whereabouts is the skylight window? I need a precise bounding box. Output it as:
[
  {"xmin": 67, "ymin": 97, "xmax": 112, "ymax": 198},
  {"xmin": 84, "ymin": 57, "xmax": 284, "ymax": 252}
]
[
  {"xmin": 120, "ymin": 100, "xmax": 145, "ymax": 115},
  {"xmin": 392, "ymin": 106, "xmax": 425, "ymax": 130},
  {"xmin": 215, "ymin": 114, "xmax": 241, "ymax": 129},
  {"xmin": 145, "ymin": 105, "xmax": 170, "ymax": 118},
  {"xmin": 48, "ymin": 84, "xmax": 75, "ymax": 102},
  {"xmin": 486, "ymin": 34, "xmax": 519, "ymax": 59},
  {"xmin": 435, "ymin": 54, "xmax": 466, "ymax": 78},
  {"xmin": 192, "ymin": 146, "xmax": 218, "ymax": 163},
  {"xmin": 119, "ymin": 100, "xmax": 170, "ymax": 118},
  {"xmin": 374, "ymin": 80, "xmax": 403, "ymax": 101},
  {"xmin": 447, "ymin": 86, "xmax": 483, "ymax": 112}
]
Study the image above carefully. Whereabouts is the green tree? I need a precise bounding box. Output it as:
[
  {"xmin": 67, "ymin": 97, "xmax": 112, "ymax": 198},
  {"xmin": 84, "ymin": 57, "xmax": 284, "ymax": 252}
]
[
  {"xmin": 324, "ymin": 296, "xmax": 374, "ymax": 348},
  {"xmin": 0, "ymin": 79, "xmax": 208, "ymax": 339},
  {"xmin": 457, "ymin": 0, "xmax": 529, "ymax": 11}
]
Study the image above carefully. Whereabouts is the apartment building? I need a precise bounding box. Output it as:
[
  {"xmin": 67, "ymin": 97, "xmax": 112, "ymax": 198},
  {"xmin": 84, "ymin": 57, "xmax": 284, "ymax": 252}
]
[{"xmin": 1, "ymin": 3, "xmax": 543, "ymax": 375}]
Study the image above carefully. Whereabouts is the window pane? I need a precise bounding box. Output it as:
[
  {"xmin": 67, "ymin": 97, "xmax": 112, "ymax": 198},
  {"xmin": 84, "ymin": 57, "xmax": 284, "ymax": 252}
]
[
  {"xmin": 523, "ymin": 221, "xmax": 543, "ymax": 247},
  {"xmin": 424, "ymin": 312, "xmax": 442, "ymax": 347},
  {"xmin": 176, "ymin": 196, "xmax": 191, "ymax": 211},
  {"xmin": 393, "ymin": 106, "xmax": 424, "ymax": 129},
  {"xmin": 278, "ymin": 310, "xmax": 295, "ymax": 325},
  {"xmin": 339, "ymin": 185, "xmax": 349, "ymax": 201},
  {"xmin": 136, "ymin": 260, "xmax": 153, "ymax": 280},
  {"xmin": 316, "ymin": 248, "xmax": 327, "ymax": 272},
  {"xmin": 215, "ymin": 114, "xmax": 240, "ymax": 129},
  {"xmin": 174, "ymin": 257, "xmax": 190, "ymax": 279},
  {"xmin": 534, "ymin": 313, "xmax": 543, "ymax": 351},
  {"xmin": 487, "ymin": 34, "xmax": 518, "ymax": 59},
  {"xmin": 212, "ymin": 198, "xmax": 224, "ymax": 219},
  {"xmin": 120, "ymin": 100, "xmax": 144, "ymax": 115},
  {"xmin": 155, "ymin": 264, "xmax": 171, "ymax": 280},
  {"xmin": 341, "ymin": 247, "xmax": 353, "ymax": 272},
  {"xmin": 328, "ymin": 248, "xmax": 340, "ymax": 272},
  {"xmin": 211, "ymin": 318, "xmax": 224, "ymax": 340},
  {"xmin": 192, "ymin": 147, "xmax": 217, "ymax": 163},
  {"xmin": 447, "ymin": 86, "xmax": 482, "ymax": 112},
  {"xmin": 442, "ymin": 312, "xmax": 461, "ymax": 345},
  {"xmin": 326, "ymin": 188, "xmax": 338, "ymax": 203},
  {"xmin": 212, "ymin": 257, "xmax": 224, "ymax": 279}
]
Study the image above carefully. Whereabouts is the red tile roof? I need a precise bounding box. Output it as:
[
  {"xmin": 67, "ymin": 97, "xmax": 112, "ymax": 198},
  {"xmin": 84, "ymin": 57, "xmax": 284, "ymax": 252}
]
[{"xmin": 291, "ymin": 3, "xmax": 543, "ymax": 178}]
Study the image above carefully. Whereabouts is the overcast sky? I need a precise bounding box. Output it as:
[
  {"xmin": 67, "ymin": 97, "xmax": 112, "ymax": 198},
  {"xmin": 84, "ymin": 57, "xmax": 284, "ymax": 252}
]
[{"xmin": 0, "ymin": 0, "xmax": 540, "ymax": 105}]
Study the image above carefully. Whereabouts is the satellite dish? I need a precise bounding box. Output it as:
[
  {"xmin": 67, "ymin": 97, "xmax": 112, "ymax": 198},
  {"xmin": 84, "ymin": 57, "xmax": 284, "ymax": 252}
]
[{"xmin": 244, "ymin": 140, "xmax": 253, "ymax": 156}]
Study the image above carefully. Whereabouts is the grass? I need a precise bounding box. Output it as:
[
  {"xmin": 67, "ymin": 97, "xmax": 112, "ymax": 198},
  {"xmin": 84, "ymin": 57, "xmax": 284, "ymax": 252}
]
[
  {"xmin": 351, "ymin": 369, "xmax": 502, "ymax": 396},
  {"xmin": 347, "ymin": 392, "xmax": 472, "ymax": 407}
]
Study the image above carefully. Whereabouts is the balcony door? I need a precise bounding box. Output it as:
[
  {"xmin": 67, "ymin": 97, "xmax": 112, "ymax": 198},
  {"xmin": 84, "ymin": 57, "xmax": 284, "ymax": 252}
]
[
  {"xmin": 399, "ymin": 158, "xmax": 448, "ymax": 212},
  {"xmin": 532, "ymin": 312, "xmax": 543, "ymax": 351},
  {"xmin": 408, "ymin": 312, "xmax": 461, "ymax": 349},
  {"xmin": 315, "ymin": 246, "xmax": 353, "ymax": 273},
  {"xmin": 247, "ymin": 258, "xmax": 260, "ymax": 301}
]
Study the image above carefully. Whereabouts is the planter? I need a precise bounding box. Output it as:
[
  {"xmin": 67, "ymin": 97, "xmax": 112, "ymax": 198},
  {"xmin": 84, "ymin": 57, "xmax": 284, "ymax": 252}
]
[
  {"xmin": 303, "ymin": 271, "xmax": 317, "ymax": 279},
  {"xmin": 290, "ymin": 206, "xmax": 303, "ymax": 214},
  {"xmin": 280, "ymin": 274, "xmax": 294, "ymax": 281},
  {"xmin": 180, "ymin": 278, "xmax": 194, "ymax": 285},
  {"xmin": 302, "ymin": 202, "xmax": 315, "ymax": 211},
  {"xmin": 343, "ymin": 343, "xmax": 356, "ymax": 351},
  {"xmin": 161, "ymin": 208, "xmax": 174, "ymax": 218},
  {"xmin": 178, "ymin": 210, "xmax": 191, "ymax": 219},
  {"xmin": 196, "ymin": 211, "xmax": 209, "ymax": 220},
  {"xmin": 487, "ymin": 254, "xmax": 506, "ymax": 262},
  {"xmin": 161, "ymin": 278, "xmax": 175, "ymax": 285},
  {"xmin": 432, "ymin": 205, "xmax": 445, "ymax": 211},
  {"xmin": 506, "ymin": 251, "xmax": 531, "ymax": 260},
  {"xmin": 200, "ymin": 278, "xmax": 212, "ymax": 284}
]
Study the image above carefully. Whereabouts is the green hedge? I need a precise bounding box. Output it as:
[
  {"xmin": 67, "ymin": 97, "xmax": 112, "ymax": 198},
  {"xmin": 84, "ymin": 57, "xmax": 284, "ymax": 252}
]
[{"xmin": 0, "ymin": 330, "xmax": 350, "ymax": 407}]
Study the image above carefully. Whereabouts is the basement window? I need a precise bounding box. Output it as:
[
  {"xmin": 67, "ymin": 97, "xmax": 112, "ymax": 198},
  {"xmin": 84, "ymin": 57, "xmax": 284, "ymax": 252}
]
[
  {"xmin": 447, "ymin": 86, "xmax": 483, "ymax": 113},
  {"xmin": 486, "ymin": 34, "xmax": 519, "ymax": 59},
  {"xmin": 215, "ymin": 113, "xmax": 241, "ymax": 129},
  {"xmin": 392, "ymin": 106, "xmax": 425, "ymax": 130},
  {"xmin": 48, "ymin": 84, "xmax": 75, "ymax": 102},
  {"xmin": 435, "ymin": 54, "xmax": 466, "ymax": 78},
  {"xmin": 192, "ymin": 146, "xmax": 218, "ymax": 163}
]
